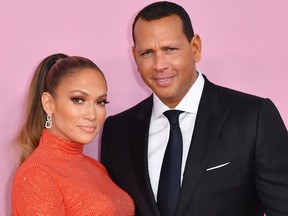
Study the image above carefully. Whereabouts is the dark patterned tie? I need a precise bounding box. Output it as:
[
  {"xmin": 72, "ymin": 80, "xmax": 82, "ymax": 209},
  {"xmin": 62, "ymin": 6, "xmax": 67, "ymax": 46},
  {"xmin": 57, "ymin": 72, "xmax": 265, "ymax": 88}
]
[{"xmin": 157, "ymin": 110, "xmax": 183, "ymax": 216}]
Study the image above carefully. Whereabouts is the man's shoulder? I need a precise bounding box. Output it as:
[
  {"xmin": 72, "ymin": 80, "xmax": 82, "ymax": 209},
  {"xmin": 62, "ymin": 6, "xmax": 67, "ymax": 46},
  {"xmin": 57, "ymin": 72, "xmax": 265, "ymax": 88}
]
[
  {"xmin": 200, "ymin": 76, "xmax": 273, "ymax": 116},
  {"xmin": 205, "ymin": 77, "xmax": 266, "ymax": 106},
  {"xmin": 218, "ymin": 85, "xmax": 264, "ymax": 102}
]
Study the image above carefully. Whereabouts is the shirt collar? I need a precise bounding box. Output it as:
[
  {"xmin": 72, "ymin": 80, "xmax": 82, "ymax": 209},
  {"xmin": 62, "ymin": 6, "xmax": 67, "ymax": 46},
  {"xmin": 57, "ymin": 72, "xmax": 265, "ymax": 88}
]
[{"xmin": 151, "ymin": 71, "xmax": 205, "ymax": 120}]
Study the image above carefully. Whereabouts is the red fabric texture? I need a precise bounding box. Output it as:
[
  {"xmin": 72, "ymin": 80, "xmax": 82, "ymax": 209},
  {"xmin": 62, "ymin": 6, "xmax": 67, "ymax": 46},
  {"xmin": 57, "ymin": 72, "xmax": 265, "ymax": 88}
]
[{"xmin": 12, "ymin": 129, "xmax": 135, "ymax": 215}]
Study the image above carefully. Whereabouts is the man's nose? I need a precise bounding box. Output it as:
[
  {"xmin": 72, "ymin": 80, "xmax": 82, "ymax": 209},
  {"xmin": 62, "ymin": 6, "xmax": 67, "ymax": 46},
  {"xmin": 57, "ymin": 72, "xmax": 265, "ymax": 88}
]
[{"xmin": 153, "ymin": 52, "xmax": 168, "ymax": 71}]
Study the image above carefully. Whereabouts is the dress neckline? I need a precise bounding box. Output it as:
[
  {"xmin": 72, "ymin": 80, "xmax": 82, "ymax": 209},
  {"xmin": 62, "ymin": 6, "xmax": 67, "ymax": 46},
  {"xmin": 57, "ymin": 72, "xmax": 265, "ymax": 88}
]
[{"xmin": 40, "ymin": 129, "xmax": 84, "ymax": 155}]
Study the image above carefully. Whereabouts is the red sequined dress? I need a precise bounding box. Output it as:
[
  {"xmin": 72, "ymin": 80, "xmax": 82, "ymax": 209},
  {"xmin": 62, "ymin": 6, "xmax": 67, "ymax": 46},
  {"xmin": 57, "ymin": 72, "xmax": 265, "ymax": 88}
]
[{"xmin": 12, "ymin": 129, "xmax": 135, "ymax": 215}]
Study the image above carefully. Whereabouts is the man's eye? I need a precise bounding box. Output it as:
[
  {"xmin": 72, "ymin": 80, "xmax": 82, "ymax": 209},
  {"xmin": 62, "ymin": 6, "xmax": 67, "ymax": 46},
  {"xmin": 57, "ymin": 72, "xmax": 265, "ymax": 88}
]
[
  {"xmin": 97, "ymin": 100, "xmax": 110, "ymax": 106},
  {"xmin": 71, "ymin": 97, "xmax": 84, "ymax": 104},
  {"xmin": 141, "ymin": 50, "xmax": 153, "ymax": 57},
  {"xmin": 167, "ymin": 47, "xmax": 177, "ymax": 52}
]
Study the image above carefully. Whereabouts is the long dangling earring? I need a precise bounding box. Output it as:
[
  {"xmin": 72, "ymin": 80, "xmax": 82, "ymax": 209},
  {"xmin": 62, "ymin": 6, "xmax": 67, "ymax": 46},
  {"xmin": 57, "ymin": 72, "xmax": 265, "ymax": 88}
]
[{"xmin": 45, "ymin": 114, "xmax": 52, "ymax": 129}]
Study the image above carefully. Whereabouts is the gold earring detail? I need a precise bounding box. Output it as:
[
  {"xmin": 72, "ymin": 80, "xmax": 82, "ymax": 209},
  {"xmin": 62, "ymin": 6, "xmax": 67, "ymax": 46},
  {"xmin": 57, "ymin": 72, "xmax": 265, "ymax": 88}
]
[{"xmin": 45, "ymin": 114, "xmax": 52, "ymax": 129}]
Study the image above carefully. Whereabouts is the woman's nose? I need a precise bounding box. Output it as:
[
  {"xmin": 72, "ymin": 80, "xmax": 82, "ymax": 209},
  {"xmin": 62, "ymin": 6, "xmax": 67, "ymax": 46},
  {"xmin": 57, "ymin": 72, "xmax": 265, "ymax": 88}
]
[{"xmin": 84, "ymin": 104, "xmax": 97, "ymax": 120}]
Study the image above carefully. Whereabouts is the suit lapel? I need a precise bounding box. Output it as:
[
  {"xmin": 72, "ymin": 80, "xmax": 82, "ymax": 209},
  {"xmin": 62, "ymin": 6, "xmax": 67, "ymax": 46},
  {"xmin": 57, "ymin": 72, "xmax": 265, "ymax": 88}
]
[
  {"xmin": 129, "ymin": 96, "xmax": 162, "ymax": 216},
  {"xmin": 127, "ymin": 78, "xmax": 231, "ymax": 215},
  {"xmin": 176, "ymin": 77, "xmax": 231, "ymax": 215}
]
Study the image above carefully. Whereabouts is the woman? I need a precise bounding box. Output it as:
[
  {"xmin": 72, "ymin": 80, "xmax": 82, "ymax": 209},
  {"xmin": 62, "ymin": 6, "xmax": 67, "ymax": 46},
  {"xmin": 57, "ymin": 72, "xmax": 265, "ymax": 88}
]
[{"xmin": 12, "ymin": 53, "xmax": 135, "ymax": 215}]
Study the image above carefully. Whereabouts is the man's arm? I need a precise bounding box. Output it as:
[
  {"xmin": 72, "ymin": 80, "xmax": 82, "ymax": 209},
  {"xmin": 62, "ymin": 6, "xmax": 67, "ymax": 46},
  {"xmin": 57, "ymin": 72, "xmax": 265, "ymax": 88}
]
[{"xmin": 255, "ymin": 99, "xmax": 288, "ymax": 215}]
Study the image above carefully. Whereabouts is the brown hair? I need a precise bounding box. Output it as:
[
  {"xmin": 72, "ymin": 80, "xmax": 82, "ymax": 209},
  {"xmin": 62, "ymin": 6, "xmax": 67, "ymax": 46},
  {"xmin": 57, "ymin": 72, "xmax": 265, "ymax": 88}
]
[{"xmin": 17, "ymin": 53, "xmax": 105, "ymax": 164}]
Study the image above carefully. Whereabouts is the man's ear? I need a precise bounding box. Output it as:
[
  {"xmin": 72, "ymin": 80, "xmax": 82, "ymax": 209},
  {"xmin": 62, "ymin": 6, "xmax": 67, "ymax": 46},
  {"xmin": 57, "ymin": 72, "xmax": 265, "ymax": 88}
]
[
  {"xmin": 132, "ymin": 46, "xmax": 137, "ymax": 63},
  {"xmin": 191, "ymin": 34, "xmax": 202, "ymax": 62},
  {"xmin": 41, "ymin": 92, "xmax": 55, "ymax": 115},
  {"xmin": 132, "ymin": 46, "xmax": 141, "ymax": 74}
]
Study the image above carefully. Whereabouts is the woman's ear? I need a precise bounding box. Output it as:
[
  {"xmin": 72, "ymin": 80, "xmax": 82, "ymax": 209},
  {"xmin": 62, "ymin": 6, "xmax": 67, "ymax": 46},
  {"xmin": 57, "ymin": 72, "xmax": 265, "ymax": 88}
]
[{"xmin": 41, "ymin": 92, "xmax": 55, "ymax": 115}]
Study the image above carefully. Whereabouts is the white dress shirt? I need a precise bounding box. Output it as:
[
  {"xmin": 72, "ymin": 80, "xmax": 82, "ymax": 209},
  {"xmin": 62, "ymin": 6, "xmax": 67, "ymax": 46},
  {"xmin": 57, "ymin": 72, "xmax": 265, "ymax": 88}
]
[{"xmin": 148, "ymin": 72, "xmax": 205, "ymax": 200}]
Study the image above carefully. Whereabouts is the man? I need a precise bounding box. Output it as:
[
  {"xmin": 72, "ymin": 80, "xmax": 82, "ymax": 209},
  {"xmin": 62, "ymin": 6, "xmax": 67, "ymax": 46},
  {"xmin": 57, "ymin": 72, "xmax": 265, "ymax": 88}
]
[{"xmin": 101, "ymin": 1, "xmax": 288, "ymax": 215}]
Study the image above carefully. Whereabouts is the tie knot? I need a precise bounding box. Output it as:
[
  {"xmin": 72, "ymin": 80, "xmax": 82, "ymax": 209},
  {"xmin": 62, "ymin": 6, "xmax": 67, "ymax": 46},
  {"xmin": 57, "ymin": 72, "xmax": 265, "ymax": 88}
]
[{"xmin": 164, "ymin": 110, "xmax": 183, "ymax": 125}]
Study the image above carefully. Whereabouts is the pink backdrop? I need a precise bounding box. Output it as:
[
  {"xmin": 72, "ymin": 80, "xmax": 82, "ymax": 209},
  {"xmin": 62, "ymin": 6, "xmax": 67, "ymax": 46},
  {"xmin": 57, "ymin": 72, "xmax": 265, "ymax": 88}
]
[{"xmin": 1, "ymin": 0, "xmax": 287, "ymax": 214}]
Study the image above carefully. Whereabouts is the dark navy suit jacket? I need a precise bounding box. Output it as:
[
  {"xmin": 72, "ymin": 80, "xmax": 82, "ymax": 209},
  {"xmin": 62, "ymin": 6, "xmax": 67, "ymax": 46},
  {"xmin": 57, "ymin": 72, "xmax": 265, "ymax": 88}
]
[{"xmin": 101, "ymin": 76, "xmax": 288, "ymax": 216}]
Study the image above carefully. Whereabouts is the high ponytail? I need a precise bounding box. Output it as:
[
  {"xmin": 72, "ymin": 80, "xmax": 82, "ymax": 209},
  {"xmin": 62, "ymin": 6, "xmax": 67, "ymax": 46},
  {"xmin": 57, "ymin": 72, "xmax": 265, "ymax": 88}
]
[{"xmin": 17, "ymin": 53, "xmax": 68, "ymax": 164}]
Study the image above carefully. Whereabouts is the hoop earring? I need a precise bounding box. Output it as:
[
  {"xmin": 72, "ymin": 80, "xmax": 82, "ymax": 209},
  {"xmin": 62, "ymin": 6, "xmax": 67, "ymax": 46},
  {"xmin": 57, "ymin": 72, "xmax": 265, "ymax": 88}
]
[{"xmin": 45, "ymin": 114, "xmax": 52, "ymax": 129}]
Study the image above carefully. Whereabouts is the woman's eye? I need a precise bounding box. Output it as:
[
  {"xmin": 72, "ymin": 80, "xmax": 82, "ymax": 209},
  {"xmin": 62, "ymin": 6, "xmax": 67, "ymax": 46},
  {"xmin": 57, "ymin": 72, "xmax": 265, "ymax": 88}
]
[
  {"xmin": 97, "ymin": 100, "xmax": 110, "ymax": 106},
  {"xmin": 71, "ymin": 97, "xmax": 84, "ymax": 104}
]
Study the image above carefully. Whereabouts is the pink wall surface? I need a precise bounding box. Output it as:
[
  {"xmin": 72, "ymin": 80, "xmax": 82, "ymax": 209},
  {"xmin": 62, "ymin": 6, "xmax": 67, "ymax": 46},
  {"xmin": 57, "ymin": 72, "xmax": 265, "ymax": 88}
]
[{"xmin": 1, "ymin": 0, "xmax": 287, "ymax": 214}]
